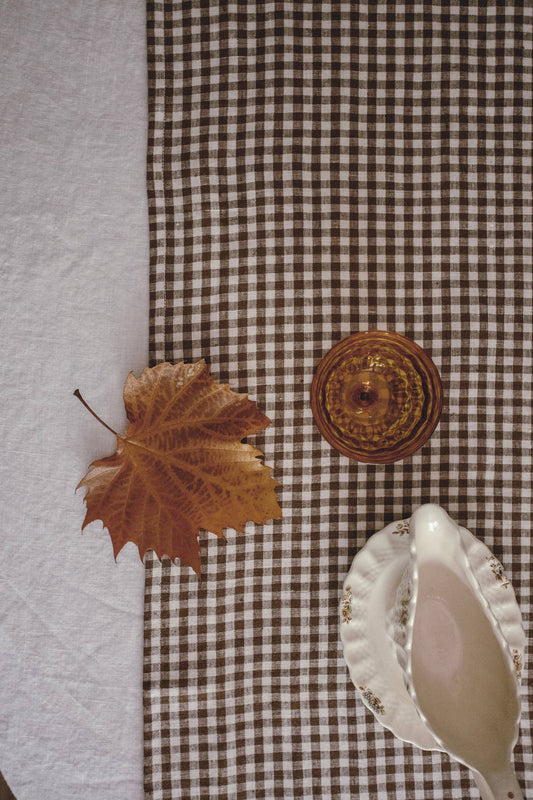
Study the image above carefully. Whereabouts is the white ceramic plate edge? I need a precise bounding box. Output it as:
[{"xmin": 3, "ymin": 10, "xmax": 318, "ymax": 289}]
[{"xmin": 340, "ymin": 518, "xmax": 526, "ymax": 751}]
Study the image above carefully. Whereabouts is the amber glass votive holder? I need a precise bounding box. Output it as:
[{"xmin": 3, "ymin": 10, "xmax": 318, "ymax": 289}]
[{"xmin": 310, "ymin": 331, "xmax": 443, "ymax": 464}]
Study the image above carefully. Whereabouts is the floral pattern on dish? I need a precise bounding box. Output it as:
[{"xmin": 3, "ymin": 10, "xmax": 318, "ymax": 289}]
[
  {"xmin": 488, "ymin": 556, "xmax": 510, "ymax": 589},
  {"xmin": 392, "ymin": 519, "xmax": 410, "ymax": 536},
  {"xmin": 340, "ymin": 585, "xmax": 353, "ymax": 623},
  {"xmin": 359, "ymin": 686, "xmax": 385, "ymax": 715},
  {"xmin": 512, "ymin": 649, "xmax": 523, "ymax": 681}
]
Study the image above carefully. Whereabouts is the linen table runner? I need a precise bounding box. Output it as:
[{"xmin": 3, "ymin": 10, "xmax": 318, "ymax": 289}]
[{"xmin": 143, "ymin": 3, "xmax": 532, "ymax": 798}]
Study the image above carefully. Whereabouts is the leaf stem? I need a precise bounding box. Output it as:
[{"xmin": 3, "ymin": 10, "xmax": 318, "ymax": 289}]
[{"xmin": 73, "ymin": 389, "xmax": 120, "ymax": 437}]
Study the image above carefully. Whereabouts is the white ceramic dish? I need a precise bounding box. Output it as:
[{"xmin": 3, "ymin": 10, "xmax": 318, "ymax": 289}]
[{"xmin": 340, "ymin": 516, "xmax": 525, "ymax": 754}]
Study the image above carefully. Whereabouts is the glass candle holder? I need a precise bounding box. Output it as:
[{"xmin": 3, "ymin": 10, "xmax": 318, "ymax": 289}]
[{"xmin": 310, "ymin": 331, "xmax": 443, "ymax": 464}]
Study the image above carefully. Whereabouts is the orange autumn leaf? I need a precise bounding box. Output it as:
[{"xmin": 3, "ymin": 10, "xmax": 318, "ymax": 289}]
[{"xmin": 76, "ymin": 361, "xmax": 281, "ymax": 575}]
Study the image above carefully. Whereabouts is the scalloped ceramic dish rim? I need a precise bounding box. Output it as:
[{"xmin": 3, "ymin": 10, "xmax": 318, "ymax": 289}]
[
  {"xmin": 340, "ymin": 517, "xmax": 525, "ymax": 752},
  {"xmin": 310, "ymin": 330, "xmax": 443, "ymax": 463},
  {"xmin": 340, "ymin": 520, "xmax": 440, "ymax": 750}
]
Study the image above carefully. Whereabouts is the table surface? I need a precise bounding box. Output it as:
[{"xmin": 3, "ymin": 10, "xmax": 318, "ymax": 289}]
[
  {"xmin": 0, "ymin": 1, "xmax": 148, "ymax": 798},
  {"xmin": 2, "ymin": 3, "xmax": 532, "ymax": 800}
]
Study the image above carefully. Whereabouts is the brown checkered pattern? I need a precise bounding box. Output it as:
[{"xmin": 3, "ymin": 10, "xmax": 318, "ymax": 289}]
[{"xmin": 143, "ymin": 3, "xmax": 532, "ymax": 798}]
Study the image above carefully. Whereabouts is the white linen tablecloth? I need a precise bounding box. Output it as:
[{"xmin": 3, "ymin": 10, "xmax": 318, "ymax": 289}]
[{"xmin": 0, "ymin": 0, "xmax": 148, "ymax": 797}]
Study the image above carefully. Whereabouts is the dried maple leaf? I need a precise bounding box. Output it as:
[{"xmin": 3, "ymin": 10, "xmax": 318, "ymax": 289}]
[{"xmin": 76, "ymin": 361, "xmax": 281, "ymax": 575}]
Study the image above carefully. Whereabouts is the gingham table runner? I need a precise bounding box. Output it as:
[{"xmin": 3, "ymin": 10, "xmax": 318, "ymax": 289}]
[{"xmin": 143, "ymin": 3, "xmax": 532, "ymax": 798}]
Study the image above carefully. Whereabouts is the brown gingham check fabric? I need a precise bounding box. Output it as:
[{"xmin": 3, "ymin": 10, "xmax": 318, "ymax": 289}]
[{"xmin": 143, "ymin": 3, "xmax": 532, "ymax": 798}]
